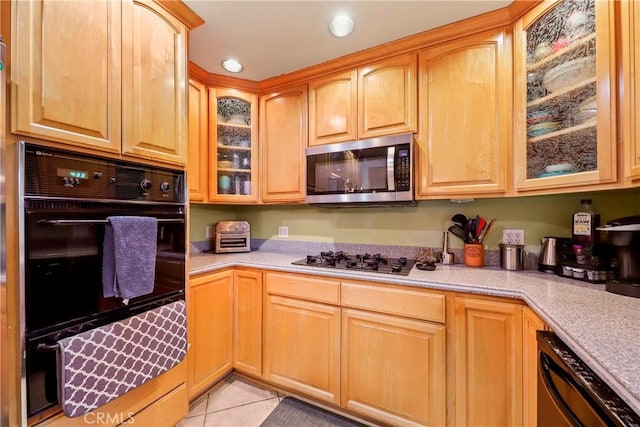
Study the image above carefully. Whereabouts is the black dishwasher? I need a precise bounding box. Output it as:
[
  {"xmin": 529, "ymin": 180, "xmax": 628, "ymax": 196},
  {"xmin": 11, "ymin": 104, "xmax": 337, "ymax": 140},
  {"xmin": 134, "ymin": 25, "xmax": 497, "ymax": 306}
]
[{"xmin": 537, "ymin": 331, "xmax": 640, "ymax": 426}]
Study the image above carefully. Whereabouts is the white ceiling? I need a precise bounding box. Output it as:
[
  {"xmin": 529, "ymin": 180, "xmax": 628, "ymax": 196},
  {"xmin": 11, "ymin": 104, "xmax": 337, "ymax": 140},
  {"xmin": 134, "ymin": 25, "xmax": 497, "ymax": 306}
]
[{"xmin": 185, "ymin": 1, "xmax": 514, "ymax": 81}]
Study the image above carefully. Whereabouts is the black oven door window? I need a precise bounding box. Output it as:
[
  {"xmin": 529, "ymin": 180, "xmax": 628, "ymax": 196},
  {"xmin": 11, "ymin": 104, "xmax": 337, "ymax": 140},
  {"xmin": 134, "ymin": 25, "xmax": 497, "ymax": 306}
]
[{"xmin": 24, "ymin": 209, "xmax": 186, "ymax": 336}]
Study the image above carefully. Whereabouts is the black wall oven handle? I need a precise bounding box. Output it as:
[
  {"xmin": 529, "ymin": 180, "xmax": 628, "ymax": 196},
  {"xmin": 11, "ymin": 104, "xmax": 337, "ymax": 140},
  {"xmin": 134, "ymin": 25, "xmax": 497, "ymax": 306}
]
[{"xmin": 37, "ymin": 218, "xmax": 184, "ymax": 225}]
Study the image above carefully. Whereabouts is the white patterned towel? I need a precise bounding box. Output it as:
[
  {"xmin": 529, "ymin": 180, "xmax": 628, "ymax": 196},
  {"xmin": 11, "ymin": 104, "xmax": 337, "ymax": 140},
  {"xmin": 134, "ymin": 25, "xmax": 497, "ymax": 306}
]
[{"xmin": 57, "ymin": 300, "xmax": 187, "ymax": 418}]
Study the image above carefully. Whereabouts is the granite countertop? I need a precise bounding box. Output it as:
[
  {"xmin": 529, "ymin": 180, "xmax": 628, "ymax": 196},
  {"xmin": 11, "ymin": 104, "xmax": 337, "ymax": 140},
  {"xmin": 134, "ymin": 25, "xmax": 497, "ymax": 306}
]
[{"xmin": 190, "ymin": 250, "xmax": 640, "ymax": 414}]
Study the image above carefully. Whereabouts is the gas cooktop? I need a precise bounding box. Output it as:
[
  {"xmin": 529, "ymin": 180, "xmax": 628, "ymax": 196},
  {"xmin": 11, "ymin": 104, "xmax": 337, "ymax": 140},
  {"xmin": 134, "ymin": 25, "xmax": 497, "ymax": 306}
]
[{"xmin": 292, "ymin": 251, "xmax": 416, "ymax": 276}]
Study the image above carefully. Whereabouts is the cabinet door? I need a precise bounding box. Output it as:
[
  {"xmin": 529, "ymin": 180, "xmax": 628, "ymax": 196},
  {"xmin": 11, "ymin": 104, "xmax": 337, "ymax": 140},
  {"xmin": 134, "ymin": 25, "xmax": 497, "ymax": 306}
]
[
  {"xmin": 621, "ymin": 0, "xmax": 640, "ymax": 181},
  {"xmin": 417, "ymin": 29, "xmax": 510, "ymax": 198},
  {"xmin": 453, "ymin": 296, "xmax": 523, "ymax": 426},
  {"xmin": 308, "ymin": 70, "xmax": 357, "ymax": 146},
  {"xmin": 209, "ymin": 88, "xmax": 259, "ymax": 203},
  {"xmin": 12, "ymin": 0, "xmax": 122, "ymax": 153},
  {"xmin": 188, "ymin": 79, "xmax": 208, "ymax": 202},
  {"xmin": 260, "ymin": 85, "xmax": 308, "ymax": 203},
  {"xmin": 263, "ymin": 294, "xmax": 340, "ymax": 404},
  {"xmin": 233, "ymin": 269, "xmax": 262, "ymax": 377},
  {"xmin": 122, "ymin": 0, "xmax": 188, "ymax": 165},
  {"xmin": 358, "ymin": 53, "xmax": 417, "ymax": 139},
  {"xmin": 187, "ymin": 271, "xmax": 233, "ymax": 399},
  {"xmin": 341, "ymin": 308, "xmax": 445, "ymax": 427},
  {"xmin": 523, "ymin": 306, "xmax": 547, "ymax": 427},
  {"xmin": 513, "ymin": 0, "xmax": 617, "ymax": 192}
]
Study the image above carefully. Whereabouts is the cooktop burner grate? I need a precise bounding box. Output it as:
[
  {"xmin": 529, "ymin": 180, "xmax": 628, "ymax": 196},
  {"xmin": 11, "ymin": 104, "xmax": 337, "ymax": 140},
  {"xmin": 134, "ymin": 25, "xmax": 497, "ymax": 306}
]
[{"xmin": 292, "ymin": 251, "xmax": 416, "ymax": 276}]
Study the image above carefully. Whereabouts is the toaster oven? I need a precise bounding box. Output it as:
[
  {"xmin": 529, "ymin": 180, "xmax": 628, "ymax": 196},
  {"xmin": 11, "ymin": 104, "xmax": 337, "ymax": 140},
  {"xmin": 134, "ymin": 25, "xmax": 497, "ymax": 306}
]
[{"xmin": 215, "ymin": 221, "xmax": 251, "ymax": 253}]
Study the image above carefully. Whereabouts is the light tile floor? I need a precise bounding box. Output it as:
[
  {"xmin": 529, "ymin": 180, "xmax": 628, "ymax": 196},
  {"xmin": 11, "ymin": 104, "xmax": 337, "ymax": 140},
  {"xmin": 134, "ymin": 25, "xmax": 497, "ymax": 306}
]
[{"xmin": 177, "ymin": 376, "xmax": 283, "ymax": 427}]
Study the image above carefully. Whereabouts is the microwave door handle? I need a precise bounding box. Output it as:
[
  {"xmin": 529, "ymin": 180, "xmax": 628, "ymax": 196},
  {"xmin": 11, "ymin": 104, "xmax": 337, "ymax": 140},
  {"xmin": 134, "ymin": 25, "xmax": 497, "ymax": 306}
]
[{"xmin": 387, "ymin": 146, "xmax": 395, "ymax": 191}]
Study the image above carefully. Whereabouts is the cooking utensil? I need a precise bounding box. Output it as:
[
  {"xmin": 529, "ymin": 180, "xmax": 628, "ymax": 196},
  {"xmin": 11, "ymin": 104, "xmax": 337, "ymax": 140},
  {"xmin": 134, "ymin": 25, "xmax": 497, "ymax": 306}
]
[
  {"xmin": 478, "ymin": 218, "xmax": 495, "ymax": 244},
  {"xmin": 448, "ymin": 224, "xmax": 467, "ymax": 242},
  {"xmin": 451, "ymin": 213, "xmax": 467, "ymax": 227},
  {"xmin": 476, "ymin": 217, "xmax": 487, "ymax": 238}
]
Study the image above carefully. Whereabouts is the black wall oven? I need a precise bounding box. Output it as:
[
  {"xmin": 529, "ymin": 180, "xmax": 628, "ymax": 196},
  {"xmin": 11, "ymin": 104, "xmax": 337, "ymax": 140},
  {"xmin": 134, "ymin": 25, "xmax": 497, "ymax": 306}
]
[{"xmin": 19, "ymin": 143, "xmax": 186, "ymax": 424}]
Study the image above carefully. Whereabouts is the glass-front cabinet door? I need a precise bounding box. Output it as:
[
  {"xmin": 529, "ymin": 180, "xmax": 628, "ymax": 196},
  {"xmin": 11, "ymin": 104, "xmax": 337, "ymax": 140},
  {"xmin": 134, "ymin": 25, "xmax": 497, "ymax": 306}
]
[
  {"xmin": 513, "ymin": 0, "xmax": 616, "ymax": 192},
  {"xmin": 209, "ymin": 88, "xmax": 258, "ymax": 202}
]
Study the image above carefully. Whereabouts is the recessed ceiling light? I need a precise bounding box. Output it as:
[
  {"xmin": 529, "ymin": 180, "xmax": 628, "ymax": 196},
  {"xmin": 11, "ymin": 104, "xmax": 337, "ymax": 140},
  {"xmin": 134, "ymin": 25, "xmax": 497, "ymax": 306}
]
[
  {"xmin": 329, "ymin": 14, "xmax": 354, "ymax": 37},
  {"xmin": 221, "ymin": 58, "xmax": 243, "ymax": 73}
]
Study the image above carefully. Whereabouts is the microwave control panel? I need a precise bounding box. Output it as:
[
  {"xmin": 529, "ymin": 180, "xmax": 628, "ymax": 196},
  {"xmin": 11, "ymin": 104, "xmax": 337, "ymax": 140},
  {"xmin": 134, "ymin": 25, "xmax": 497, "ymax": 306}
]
[{"xmin": 395, "ymin": 144, "xmax": 411, "ymax": 190}]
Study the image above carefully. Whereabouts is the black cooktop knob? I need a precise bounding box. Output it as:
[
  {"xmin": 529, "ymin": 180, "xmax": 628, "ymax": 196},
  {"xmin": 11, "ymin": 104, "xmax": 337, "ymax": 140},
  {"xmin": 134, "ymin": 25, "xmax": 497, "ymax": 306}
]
[
  {"xmin": 160, "ymin": 181, "xmax": 171, "ymax": 193},
  {"xmin": 391, "ymin": 264, "xmax": 402, "ymax": 273},
  {"xmin": 93, "ymin": 172, "xmax": 103, "ymax": 179},
  {"xmin": 140, "ymin": 179, "xmax": 152, "ymax": 191},
  {"xmin": 109, "ymin": 177, "xmax": 117, "ymax": 184}
]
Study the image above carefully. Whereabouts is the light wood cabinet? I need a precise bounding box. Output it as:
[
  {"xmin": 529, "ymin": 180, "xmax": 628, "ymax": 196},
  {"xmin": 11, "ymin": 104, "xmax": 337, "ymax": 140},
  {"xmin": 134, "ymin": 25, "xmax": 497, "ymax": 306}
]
[
  {"xmin": 453, "ymin": 296, "xmax": 523, "ymax": 426},
  {"xmin": 233, "ymin": 269, "xmax": 262, "ymax": 377},
  {"xmin": 209, "ymin": 88, "xmax": 259, "ymax": 203},
  {"xmin": 308, "ymin": 70, "xmax": 358, "ymax": 146},
  {"xmin": 307, "ymin": 53, "xmax": 416, "ymax": 146},
  {"xmin": 187, "ymin": 270, "xmax": 233, "ymax": 399},
  {"xmin": 340, "ymin": 281, "xmax": 446, "ymax": 427},
  {"xmin": 188, "ymin": 79, "xmax": 209, "ymax": 202},
  {"xmin": 416, "ymin": 28, "xmax": 510, "ymax": 198},
  {"xmin": 523, "ymin": 306, "xmax": 546, "ymax": 427},
  {"xmin": 12, "ymin": 0, "xmax": 122, "ymax": 153},
  {"xmin": 259, "ymin": 85, "xmax": 308, "ymax": 203},
  {"xmin": 263, "ymin": 272, "xmax": 340, "ymax": 404},
  {"xmin": 358, "ymin": 54, "xmax": 417, "ymax": 139},
  {"xmin": 513, "ymin": 0, "xmax": 617, "ymax": 192},
  {"xmin": 12, "ymin": 0, "xmax": 189, "ymax": 166},
  {"xmin": 620, "ymin": 0, "xmax": 640, "ymax": 182}
]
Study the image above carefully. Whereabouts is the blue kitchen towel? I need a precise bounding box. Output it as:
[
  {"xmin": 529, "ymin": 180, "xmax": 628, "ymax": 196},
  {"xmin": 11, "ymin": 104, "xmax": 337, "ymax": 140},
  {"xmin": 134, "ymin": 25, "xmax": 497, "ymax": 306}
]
[{"xmin": 102, "ymin": 216, "xmax": 158, "ymax": 301}]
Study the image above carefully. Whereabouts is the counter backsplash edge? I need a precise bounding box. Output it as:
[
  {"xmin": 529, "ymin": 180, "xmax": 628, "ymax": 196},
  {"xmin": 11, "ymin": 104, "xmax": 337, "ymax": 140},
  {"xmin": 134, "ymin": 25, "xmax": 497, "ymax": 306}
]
[{"xmin": 191, "ymin": 239, "xmax": 540, "ymax": 270}]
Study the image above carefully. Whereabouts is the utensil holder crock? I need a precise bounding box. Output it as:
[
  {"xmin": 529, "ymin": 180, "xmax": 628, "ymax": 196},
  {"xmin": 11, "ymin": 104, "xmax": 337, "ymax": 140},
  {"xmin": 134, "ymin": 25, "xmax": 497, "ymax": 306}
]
[{"xmin": 464, "ymin": 243, "xmax": 484, "ymax": 267}]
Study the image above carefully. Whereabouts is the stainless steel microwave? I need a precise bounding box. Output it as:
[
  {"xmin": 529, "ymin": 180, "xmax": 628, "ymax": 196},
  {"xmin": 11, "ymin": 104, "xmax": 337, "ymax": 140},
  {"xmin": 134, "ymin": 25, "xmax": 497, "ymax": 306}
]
[{"xmin": 305, "ymin": 133, "xmax": 415, "ymax": 206}]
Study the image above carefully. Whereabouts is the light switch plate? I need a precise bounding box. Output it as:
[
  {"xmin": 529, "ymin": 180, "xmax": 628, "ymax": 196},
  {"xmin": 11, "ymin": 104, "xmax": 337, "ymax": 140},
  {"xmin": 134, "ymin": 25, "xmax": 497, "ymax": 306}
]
[{"xmin": 503, "ymin": 229, "xmax": 525, "ymax": 245}]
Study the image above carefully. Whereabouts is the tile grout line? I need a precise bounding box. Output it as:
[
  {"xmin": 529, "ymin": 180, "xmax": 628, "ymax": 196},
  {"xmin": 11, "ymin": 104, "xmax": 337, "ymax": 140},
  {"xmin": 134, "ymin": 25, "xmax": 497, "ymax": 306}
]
[{"xmin": 206, "ymin": 395, "xmax": 280, "ymax": 415}]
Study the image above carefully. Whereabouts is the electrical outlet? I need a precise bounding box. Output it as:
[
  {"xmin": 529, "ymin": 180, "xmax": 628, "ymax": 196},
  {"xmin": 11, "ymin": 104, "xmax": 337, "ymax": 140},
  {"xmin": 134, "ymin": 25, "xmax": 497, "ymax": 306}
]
[
  {"xmin": 503, "ymin": 229, "xmax": 525, "ymax": 245},
  {"xmin": 278, "ymin": 226, "xmax": 289, "ymax": 238},
  {"xmin": 205, "ymin": 225, "xmax": 214, "ymax": 239}
]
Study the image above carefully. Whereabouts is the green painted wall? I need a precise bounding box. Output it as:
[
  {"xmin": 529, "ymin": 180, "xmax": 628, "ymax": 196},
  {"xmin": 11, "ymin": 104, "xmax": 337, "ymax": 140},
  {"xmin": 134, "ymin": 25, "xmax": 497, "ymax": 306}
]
[{"xmin": 190, "ymin": 188, "xmax": 640, "ymax": 252}]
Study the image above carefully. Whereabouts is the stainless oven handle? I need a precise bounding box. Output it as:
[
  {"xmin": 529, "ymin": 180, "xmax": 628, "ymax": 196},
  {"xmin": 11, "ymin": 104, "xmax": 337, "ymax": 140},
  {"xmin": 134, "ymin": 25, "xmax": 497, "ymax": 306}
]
[
  {"xmin": 37, "ymin": 343, "xmax": 58, "ymax": 352},
  {"xmin": 37, "ymin": 218, "xmax": 184, "ymax": 225}
]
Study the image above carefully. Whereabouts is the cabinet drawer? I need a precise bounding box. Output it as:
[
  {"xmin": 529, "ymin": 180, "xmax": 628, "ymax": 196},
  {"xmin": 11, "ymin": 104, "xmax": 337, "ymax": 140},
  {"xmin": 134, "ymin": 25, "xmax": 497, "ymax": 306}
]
[
  {"xmin": 120, "ymin": 384, "xmax": 188, "ymax": 426},
  {"xmin": 265, "ymin": 272, "xmax": 340, "ymax": 304},
  {"xmin": 341, "ymin": 281, "xmax": 445, "ymax": 323}
]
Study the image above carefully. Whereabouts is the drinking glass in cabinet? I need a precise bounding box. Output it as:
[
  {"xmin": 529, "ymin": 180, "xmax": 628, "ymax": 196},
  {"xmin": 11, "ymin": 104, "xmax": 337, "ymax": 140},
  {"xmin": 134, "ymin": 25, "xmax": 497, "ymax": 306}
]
[{"xmin": 525, "ymin": 0, "xmax": 597, "ymax": 180}]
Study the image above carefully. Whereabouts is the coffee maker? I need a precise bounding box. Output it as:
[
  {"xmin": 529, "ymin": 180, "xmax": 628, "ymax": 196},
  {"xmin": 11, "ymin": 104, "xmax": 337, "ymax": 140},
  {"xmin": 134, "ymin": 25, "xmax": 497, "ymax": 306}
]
[{"xmin": 597, "ymin": 215, "xmax": 640, "ymax": 298}]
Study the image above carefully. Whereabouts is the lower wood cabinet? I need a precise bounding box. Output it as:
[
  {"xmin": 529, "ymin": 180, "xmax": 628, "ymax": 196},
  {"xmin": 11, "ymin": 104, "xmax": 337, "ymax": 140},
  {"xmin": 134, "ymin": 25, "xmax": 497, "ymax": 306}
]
[
  {"xmin": 263, "ymin": 272, "xmax": 341, "ymax": 404},
  {"xmin": 187, "ymin": 270, "xmax": 233, "ymax": 399},
  {"xmin": 232, "ymin": 269, "xmax": 263, "ymax": 377},
  {"xmin": 341, "ymin": 308, "xmax": 446, "ymax": 427},
  {"xmin": 523, "ymin": 306, "xmax": 547, "ymax": 427},
  {"xmin": 452, "ymin": 296, "xmax": 524, "ymax": 426}
]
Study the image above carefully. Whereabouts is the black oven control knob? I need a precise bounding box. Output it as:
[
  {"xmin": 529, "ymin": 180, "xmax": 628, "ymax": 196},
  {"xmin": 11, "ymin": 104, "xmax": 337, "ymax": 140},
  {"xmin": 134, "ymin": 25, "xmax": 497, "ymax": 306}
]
[
  {"xmin": 93, "ymin": 172, "xmax": 103, "ymax": 179},
  {"xmin": 140, "ymin": 179, "xmax": 152, "ymax": 191},
  {"xmin": 160, "ymin": 181, "xmax": 171, "ymax": 193},
  {"xmin": 109, "ymin": 177, "xmax": 117, "ymax": 184}
]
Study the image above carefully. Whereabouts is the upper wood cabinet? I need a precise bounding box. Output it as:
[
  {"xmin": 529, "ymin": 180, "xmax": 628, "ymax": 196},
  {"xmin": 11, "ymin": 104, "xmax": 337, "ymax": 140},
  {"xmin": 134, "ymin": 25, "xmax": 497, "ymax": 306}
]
[
  {"xmin": 308, "ymin": 70, "xmax": 358, "ymax": 146},
  {"xmin": 12, "ymin": 0, "xmax": 189, "ymax": 166},
  {"xmin": 358, "ymin": 54, "xmax": 417, "ymax": 139},
  {"xmin": 620, "ymin": 0, "xmax": 640, "ymax": 182},
  {"xmin": 209, "ymin": 88, "xmax": 259, "ymax": 203},
  {"xmin": 307, "ymin": 53, "xmax": 417, "ymax": 146},
  {"xmin": 416, "ymin": 28, "xmax": 510, "ymax": 198},
  {"xmin": 260, "ymin": 85, "xmax": 308, "ymax": 203},
  {"xmin": 188, "ymin": 79, "xmax": 209, "ymax": 202},
  {"xmin": 453, "ymin": 296, "xmax": 523, "ymax": 427},
  {"xmin": 12, "ymin": 0, "xmax": 122, "ymax": 153},
  {"xmin": 512, "ymin": 0, "xmax": 617, "ymax": 193}
]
